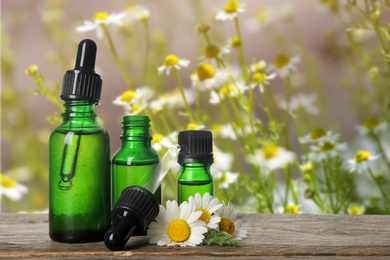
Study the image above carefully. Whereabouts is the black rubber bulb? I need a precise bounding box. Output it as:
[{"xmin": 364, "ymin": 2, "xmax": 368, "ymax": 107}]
[
  {"xmin": 104, "ymin": 186, "xmax": 160, "ymax": 251},
  {"xmin": 74, "ymin": 39, "xmax": 97, "ymax": 72}
]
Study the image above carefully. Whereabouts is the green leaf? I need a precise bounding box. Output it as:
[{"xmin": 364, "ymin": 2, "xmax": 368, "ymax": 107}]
[{"xmin": 202, "ymin": 228, "xmax": 243, "ymax": 247}]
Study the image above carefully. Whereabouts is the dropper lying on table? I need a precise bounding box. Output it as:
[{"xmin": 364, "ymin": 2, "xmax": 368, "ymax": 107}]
[{"xmin": 104, "ymin": 145, "xmax": 181, "ymax": 251}]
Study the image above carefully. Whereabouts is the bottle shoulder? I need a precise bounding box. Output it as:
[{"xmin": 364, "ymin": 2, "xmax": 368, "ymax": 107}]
[
  {"xmin": 112, "ymin": 147, "xmax": 160, "ymax": 165},
  {"xmin": 178, "ymin": 165, "xmax": 213, "ymax": 182}
]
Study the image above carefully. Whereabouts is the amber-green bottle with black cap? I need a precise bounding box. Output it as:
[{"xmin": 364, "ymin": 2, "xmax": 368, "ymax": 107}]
[
  {"xmin": 49, "ymin": 39, "xmax": 111, "ymax": 243},
  {"xmin": 177, "ymin": 130, "xmax": 214, "ymax": 204}
]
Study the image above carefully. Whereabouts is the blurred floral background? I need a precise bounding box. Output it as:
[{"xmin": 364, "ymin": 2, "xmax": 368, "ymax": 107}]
[{"xmin": 2, "ymin": 0, "xmax": 390, "ymax": 215}]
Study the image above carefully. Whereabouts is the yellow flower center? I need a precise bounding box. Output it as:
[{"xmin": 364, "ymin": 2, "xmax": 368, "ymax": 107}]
[
  {"xmin": 0, "ymin": 174, "xmax": 17, "ymax": 188},
  {"xmin": 120, "ymin": 90, "xmax": 136, "ymax": 103},
  {"xmin": 224, "ymin": 1, "xmax": 240, "ymax": 13},
  {"xmin": 219, "ymin": 217, "xmax": 235, "ymax": 235},
  {"xmin": 131, "ymin": 105, "xmax": 142, "ymax": 112},
  {"xmin": 205, "ymin": 45, "xmax": 220, "ymax": 58},
  {"xmin": 310, "ymin": 127, "xmax": 327, "ymax": 140},
  {"xmin": 93, "ymin": 12, "xmax": 109, "ymax": 21},
  {"xmin": 262, "ymin": 144, "xmax": 279, "ymax": 160},
  {"xmin": 219, "ymin": 84, "xmax": 235, "ymax": 98},
  {"xmin": 26, "ymin": 65, "xmax": 38, "ymax": 76},
  {"xmin": 284, "ymin": 204, "xmax": 299, "ymax": 214},
  {"xmin": 354, "ymin": 150, "xmax": 371, "ymax": 163},
  {"xmin": 168, "ymin": 220, "xmax": 190, "ymax": 242},
  {"xmin": 196, "ymin": 63, "xmax": 216, "ymax": 82},
  {"xmin": 301, "ymin": 163, "xmax": 313, "ymax": 172},
  {"xmin": 163, "ymin": 54, "xmax": 180, "ymax": 67},
  {"xmin": 274, "ymin": 54, "xmax": 291, "ymax": 69},
  {"xmin": 223, "ymin": 176, "xmax": 229, "ymax": 183},
  {"xmin": 254, "ymin": 7, "xmax": 271, "ymax": 22},
  {"xmin": 363, "ymin": 117, "xmax": 381, "ymax": 129},
  {"xmin": 251, "ymin": 61, "xmax": 267, "ymax": 73},
  {"xmin": 230, "ymin": 37, "xmax": 241, "ymax": 47},
  {"xmin": 252, "ymin": 72, "xmax": 268, "ymax": 84},
  {"xmin": 320, "ymin": 141, "xmax": 335, "ymax": 152},
  {"xmin": 196, "ymin": 208, "xmax": 211, "ymax": 223},
  {"xmin": 211, "ymin": 124, "xmax": 223, "ymax": 133},
  {"xmin": 186, "ymin": 123, "xmax": 199, "ymax": 130},
  {"xmin": 349, "ymin": 206, "xmax": 364, "ymax": 215},
  {"xmin": 152, "ymin": 134, "xmax": 164, "ymax": 144}
]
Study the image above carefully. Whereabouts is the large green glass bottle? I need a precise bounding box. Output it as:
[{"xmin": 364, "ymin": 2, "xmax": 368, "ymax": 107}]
[
  {"xmin": 177, "ymin": 130, "xmax": 214, "ymax": 204},
  {"xmin": 49, "ymin": 39, "xmax": 111, "ymax": 243},
  {"xmin": 111, "ymin": 115, "xmax": 161, "ymax": 206}
]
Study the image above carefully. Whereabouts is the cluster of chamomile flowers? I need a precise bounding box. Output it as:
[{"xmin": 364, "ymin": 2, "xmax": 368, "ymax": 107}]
[{"xmin": 148, "ymin": 192, "xmax": 247, "ymax": 247}]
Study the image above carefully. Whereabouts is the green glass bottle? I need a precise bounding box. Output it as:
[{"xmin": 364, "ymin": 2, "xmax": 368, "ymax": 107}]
[
  {"xmin": 49, "ymin": 39, "xmax": 111, "ymax": 243},
  {"xmin": 111, "ymin": 115, "xmax": 161, "ymax": 206},
  {"xmin": 177, "ymin": 130, "xmax": 214, "ymax": 204}
]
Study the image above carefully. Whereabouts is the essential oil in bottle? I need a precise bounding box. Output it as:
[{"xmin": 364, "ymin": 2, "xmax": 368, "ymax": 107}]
[
  {"xmin": 49, "ymin": 39, "xmax": 111, "ymax": 243},
  {"xmin": 111, "ymin": 115, "xmax": 161, "ymax": 206},
  {"xmin": 177, "ymin": 130, "xmax": 214, "ymax": 204}
]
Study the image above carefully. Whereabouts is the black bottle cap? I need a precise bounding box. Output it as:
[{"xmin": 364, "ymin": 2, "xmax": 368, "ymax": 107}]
[
  {"xmin": 60, "ymin": 39, "xmax": 102, "ymax": 105},
  {"xmin": 104, "ymin": 186, "xmax": 159, "ymax": 251},
  {"xmin": 177, "ymin": 130, "xmax": 214, "ymax": 165}
]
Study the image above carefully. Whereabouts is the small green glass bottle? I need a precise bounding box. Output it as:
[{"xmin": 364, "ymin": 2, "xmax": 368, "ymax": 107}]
[
  {"xmin": 49, "ymin": 39, "xmax": 111, "ymax": 243},
  {"xmin": 177, "ymin": 130, "xmax": 214, "ymax": 204},
  {"xmin": 111, "ymin": 115, "xmax": 161, "ymax": 206}
]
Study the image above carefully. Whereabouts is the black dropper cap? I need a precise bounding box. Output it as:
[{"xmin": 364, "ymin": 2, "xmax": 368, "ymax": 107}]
[
  {"xmin": 60, "ymin": 39, "xmax": 102, "ymax": 105},
  {"xmin": 104, "ymin": 186, "xmax": 159, "ymax": 251},
  {"xmin": 177, "ymin": 130, "xmax": 214, "ymax": 165}
]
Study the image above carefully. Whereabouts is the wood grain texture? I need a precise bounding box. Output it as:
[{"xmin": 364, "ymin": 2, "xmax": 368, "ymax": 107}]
[{"xmin": 0, "ymin": 213, "xmax": 389, "ymax": 259}]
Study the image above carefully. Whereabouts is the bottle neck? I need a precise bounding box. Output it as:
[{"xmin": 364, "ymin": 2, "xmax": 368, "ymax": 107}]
[
  {"xmin": 180, "ymin": 163, "xmax": 211, "ymax": 172},
  {"xmin": 62, "ymin": 100, "xmax": 97, "ymax": 123},
  {"xmin": 120, "ymin": 116, "xmax": 152, "ymax": 148}
]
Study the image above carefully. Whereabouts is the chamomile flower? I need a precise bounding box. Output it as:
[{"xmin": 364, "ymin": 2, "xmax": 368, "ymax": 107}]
[
  {"xmin": 267, "ymin": 54, "xmax": 300, "ymax": 78},
  {"xmin": 216, "ymin": 1, "xmax": 245, "ymax": 21},
  {"xmin": 348, "ymin": 205, "xmax": 365, "ymax": 215},
  {"xmin": 0, "ymin": 173, "xmax": 28, "ymax": 201},
  {"xmin": 76, "ymin": 12, "xmax": 126, "ymax": 39},
  {"xmin": 148, "ymin": 200, "xmax": 207, "ymax": 247},
  {"xmin": 300, "ymin": 162, "xmax": 313, "ymax": 173},
  {"xmin": 218, "ymin": 171, "xmax": 239, "ymax": 189},
  {"xmin": 189, "ymin": 193, "xmax": 222, "ymax": 229},
  {"xmin": 250, "ymin": 72, "xmax": 276, "ymax": 93},
  {"xmin": 283, "ymin": 203, "xmax": 300, "ymax": 214},
  {"xmin": 280, "ymin": 94, "xmax": 320, "ymax": 115},
  {"xmin": 25, "ymin": 65, "xmax": 39, "ymax": 76},
  {"xmin": 200, "ymin": 44, "xmax": 230, "ymax": 62},
  {"xmin": 158, "ymin": 54, "xmax": 189, "ymax": 76},
  {"xmin": 229, "ymin": 37, "xmax": 242, "ymax": 48},
  {"xmin": 209, "ymin": 82, "xmax": 245, "ymax": 104},
  {"xmin": 244, "ymin": 7, "xmax": 275, "ymax": 33},
  {"xmin": 186, "ymin": 123, "xmax": 205, "ymax": 130},
  {"xmin": 309, "ymin": 141, "xmax": 347, "ymax": 162},
  {"xmin": 125, "ymin": 3, "xmax": 150, "ymax": 22},
  {"xmin": 215, "ymin": 201, "xmax": 247, "ymax": 240},
  {"xmin": 212, "ymin": 146, "xmax": 234, "ymax": 173},
  {"xmin": 150, "ymin": 88, "xmax": 196, "ymax": 114},
  {"xmin": 299, "ymin": 127, "xmax": 339, "ymax": 144},
  {"xmin": 113, "ymin": 87, "xmax": 153, "ymax": 115},
  {"xmin": 250, "ymin": 144, "xmax": 295, "ymax": 171},
  {"xmin": 250, "ymin": 60, "xmax": 267, "ymax": 73},
  {"xmin": 191, "ymin": 64, "xmax": 229, "ymax": 91},
  {"xmin": 357, "ymin": 117, "xmax": 387, "ymax": 136},
  {"xmin": 152, "ymin": 134, "xmax": 173, "ymax": 152},
  {"xmin": 219, "ymin": 123, "xmax": 237, "ymax": 140},
  {"xmin": 348, "ymin": 150, "xmax": 380, "ymax": 174}
]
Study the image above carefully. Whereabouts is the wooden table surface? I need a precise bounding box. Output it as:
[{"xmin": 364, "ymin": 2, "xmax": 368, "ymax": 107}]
[{"xmin": 0, "ymin": 213, "xmax": 390, "ymax": 259}]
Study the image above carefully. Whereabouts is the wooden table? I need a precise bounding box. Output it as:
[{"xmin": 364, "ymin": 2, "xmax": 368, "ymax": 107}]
[{"xmin": 1, "ymin": 213, "xmax": 389, "ymax": 259}]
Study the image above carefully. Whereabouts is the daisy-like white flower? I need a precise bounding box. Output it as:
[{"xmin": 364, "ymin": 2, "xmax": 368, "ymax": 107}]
[
  {"xmin": 189, "ymin": 193, "xmax": 222, "ymax": 229},
  {"xmin": 250, "ymin": 72, "xmax": 276, "ymax": 93},
  {"xmin": 209, "ymin": 81, "xmax": 246, "ymax": 104},
  {"xmin": 152, "ymin": 134, "xmax": 173, "ymax": 152},
  {"xmin": 300, "ymin": 162, "xmax": 313, "ymax": 173},
  {"xmin": 218, "ymin": 123, "xmax": 237, "ymax": 140},
  {"xmin": 148, "ymin": 200, "xmax": 207, "ymax": 247},
  {"xmin": 249, "ymin": 60, "xmax": 267, "ymax": 73},
  {"xmin": 158, "ymin": 54, "xmax": 189, "ymax": 76},
  {"xmin": 191, "ymin": 64, "xmax": 229, "ymax": 91},
  {"xmin": 357, "ymin": 117, "xmax": 387, "ymax": 136},
  {"xmin": 76, "ymin": 12, "xmax": 126, "ymax": 39},
  {"xmin": 216, "ymin": 1, "xmax": 245, "ymax": 21},
  {"xmin": 299, "ymin": 127, "xmax": 339, "ymax": 144},
  {"xmin": 244, "ymin": 6, "xmax": 275, "ymax": 33},
  {"xmin": 280, "ymin": 94, "xmax": 319, "ymax": 115},
  {"xmin": 308, "ymin": 141, "xmax": 347, "ymax": 162},
  {"xmin": 348, "ymin": 205, "xmax": 365, "ymax": 215},
  {"xmin": 0, "ymin": 173, "xmax": 28, "ymax": 201},
  {"xmin": 113, "ymin": 87, "xmax": 153, "ymax": 115},
  {"xmin": 215, "ymin": 201, "xmax": 247, "ymax": 240},
  {"xmin": 200, "ymin": 44, "xmax": 230, "ymax": 62},
  {"xmin": 250, "ymin": 144, "xmax": 295, "ymax": 171},
  {"xmin": 348, "ymin": 150, "xmax": 380, "ymax": 174},
  {"xmin": 124, "ymin": 3, "xmax": 150, "ymax": 23},
  {"xmin": 218, "ymin": 171, "xmax": 239, "ymax": 189},
  {"xmin": 212, "ymin": 146, "xmax": 234, "ymax": 173},
  {"xmin": 283, "ymin": 203, "xmax": 300, "ymax": 214},
  {"xmin": 186, "ymin": 123, "xmax": 205, "ymax": 131},
  {"xmin": 150, "ymin": 89, "xmax": 195, "ymax": 115},
  {"xmin": 229, "ymin": 37, "xmax": 242, "ymax": 48},
  {"xmin": 267, "ymin": 54, "xmax": 300, "ymax": 79}
]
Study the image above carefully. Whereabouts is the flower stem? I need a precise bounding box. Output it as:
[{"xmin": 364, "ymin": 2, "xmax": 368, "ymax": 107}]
[
  {"xmin": 367, "ymin": 167, "xmax": 390, "ymax": 210},
  {"xmin": 142, "ymin": 21, "xmax": 150, "ymax": 86},
  {"xmin": 33, "ymin": 75, "xmax": 64, "ymax": 111},
  {"xmin": 196, "ymin": 84, "xmax": 202, "ymax": 124},
  {"xmin": 372, "ymin": 133, "xmax": 390, "ymax": 169},
  {"xmin": 284, "ymin": 76, "xmax": 291, "ymax": 149},
  {"xmin": 159, "ymin": 114, "xmax": 172, "ymax": 134},
  {"xmin": 233, "ymin": 16, "xmax": 248, "ymax": 81},
  {"xmin": 172, "ymin": 67, "xmax": 196, "ymax": 122},
  {"xmin": 261, "ymin": 88, "xmax": 273, "ymax": 122},
  {"xmin": 101, "ymin": 24, "xmax": 134, "ymax": 90},
  {"xmin": 264, "ymin": 84, "xmax": 281, "ymax": 123},
  {"xmin": 322, "ymin": 159, "xmax": 336, "ymax": 213}
]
